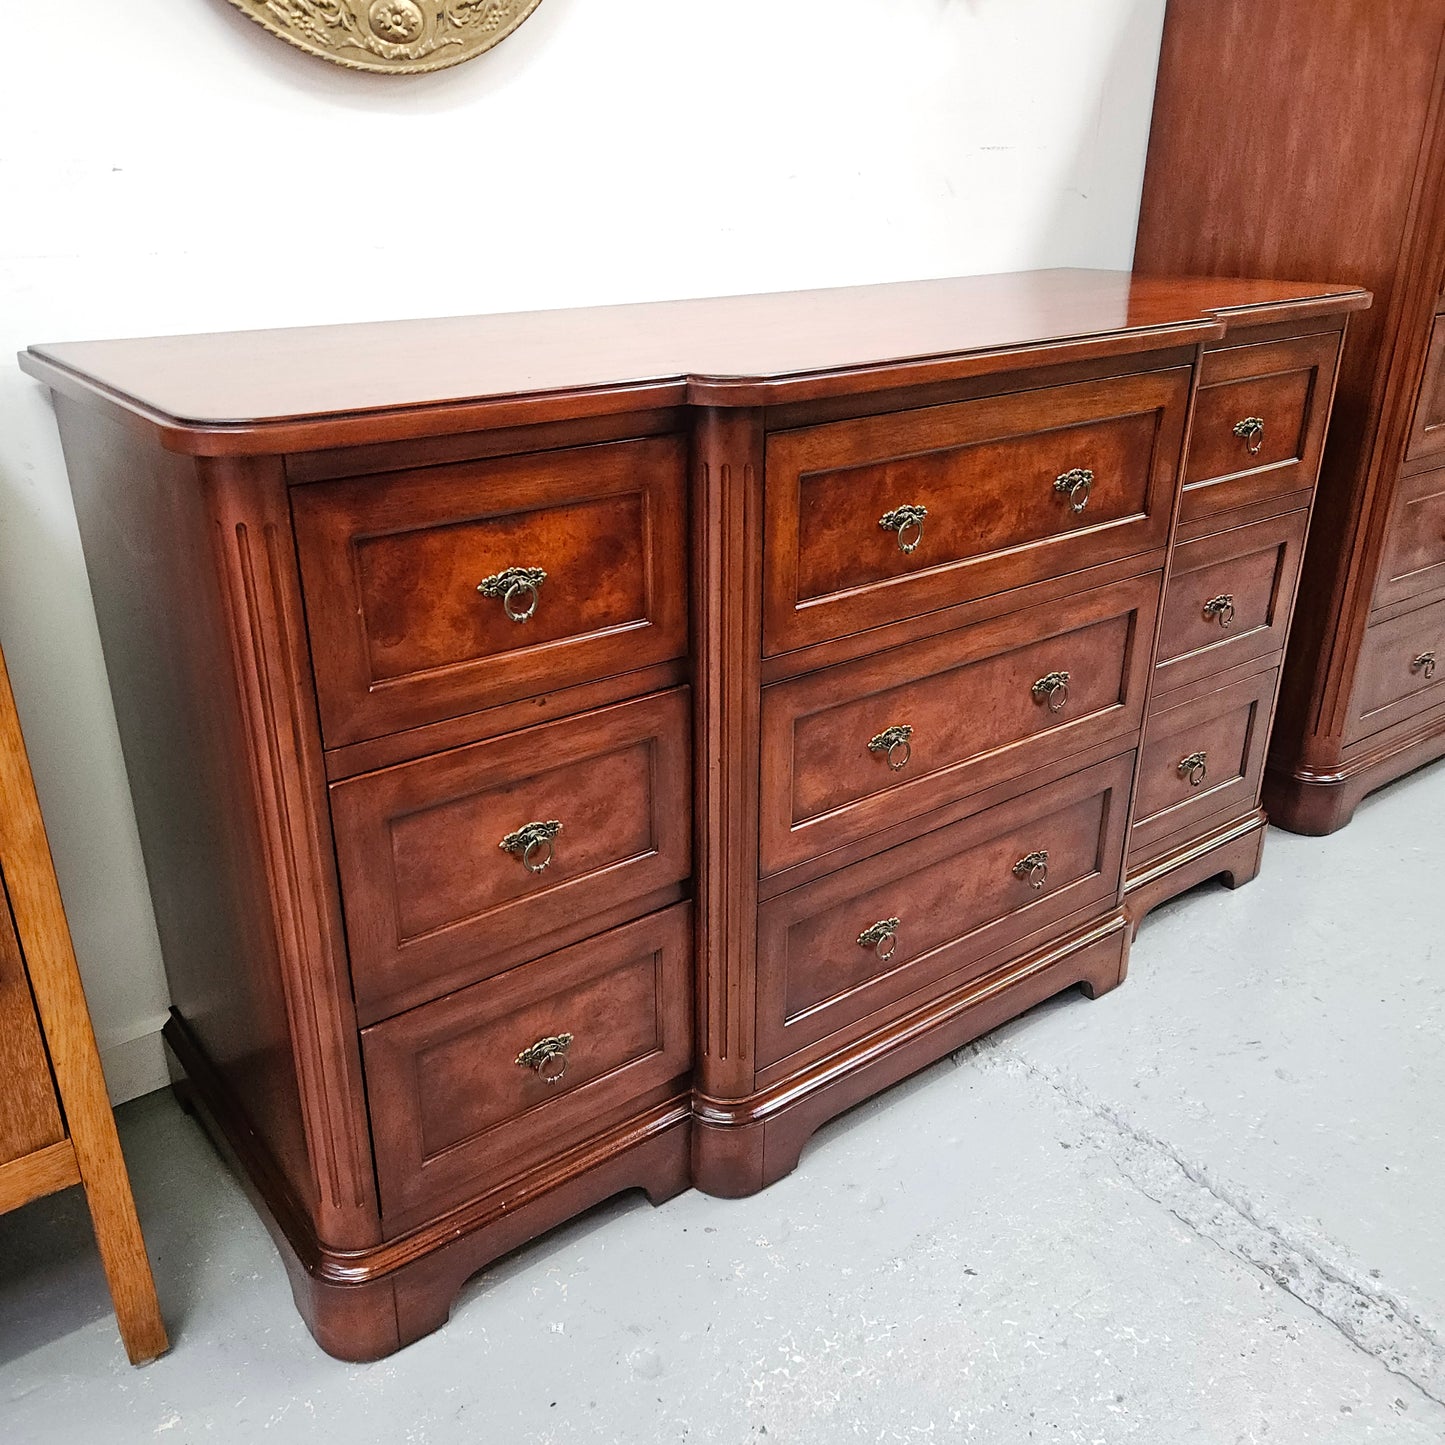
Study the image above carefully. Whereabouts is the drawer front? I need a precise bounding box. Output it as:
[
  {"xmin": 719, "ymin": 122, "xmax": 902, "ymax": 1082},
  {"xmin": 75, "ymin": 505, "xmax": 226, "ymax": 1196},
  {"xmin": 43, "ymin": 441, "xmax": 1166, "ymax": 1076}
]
[
  {"xmin": 293, "ymin": 436, "xmax": 688, "ymax": 746},
  {"xmin": 1346, "ymin": 595, "xmax": 1445, "ymax": 744},
  {"xmin": 363, "ymin": 905, "xmax": 693, "ymax": 1236},
  {"xmin": 1154, "ymin": 508, "xmax": 1308, "ymax": 696},
  {"xmin": 756, "ymin": 752, "xmax": 1133, "ymax": 1069},
  {"xmin": 1376, "ymin": 463, "xmax": 1445, "ymax": 611},
  {"xmin": 762, "ymin": 368, "xmax": 1189, "ymax": 655},
  {"xmin": 759, "ymin": 573, "xmax": 1158, "ymax": 876},
  {"xmin": 1406, "ymin": 313, "xmax": 1445, "ymax": 462},
  {"xmin": 332, "ymin": 689, "xmax": 691, "ymax": 1023},
  {"xmin": 1182, "ymin": 332, "xmax": 1341, "ymax": 522},
  {"xmin": 1129, "ymin": 668, "xmax": 1277, "ymax": 865}
]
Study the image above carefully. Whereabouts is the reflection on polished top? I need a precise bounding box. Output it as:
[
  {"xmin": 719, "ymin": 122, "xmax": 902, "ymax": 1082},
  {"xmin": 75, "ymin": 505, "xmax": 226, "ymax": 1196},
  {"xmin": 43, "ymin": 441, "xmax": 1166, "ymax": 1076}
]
[{"xmin": 21, "ymin": 269, "xmax": 1369, "ymax": 439}]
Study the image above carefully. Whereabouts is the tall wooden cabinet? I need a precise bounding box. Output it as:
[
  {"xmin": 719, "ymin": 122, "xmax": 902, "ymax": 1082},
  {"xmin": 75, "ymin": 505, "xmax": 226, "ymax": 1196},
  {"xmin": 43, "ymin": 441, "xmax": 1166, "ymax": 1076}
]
[{"xmin": 1135, "ymin": 0, "xmax": 1445, "ymax": 833}]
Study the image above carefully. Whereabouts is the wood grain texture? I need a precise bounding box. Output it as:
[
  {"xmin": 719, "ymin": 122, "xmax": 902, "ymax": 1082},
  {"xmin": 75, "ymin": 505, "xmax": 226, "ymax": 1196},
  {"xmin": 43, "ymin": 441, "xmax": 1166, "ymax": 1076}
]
[
  {"xmin": 1263, "ymin": 699, "xmax": 1445, "ymax": 835},
  {"xmin": 1375, "ymin": 462, "xmax": 1445, "ymax": 610},
  {"xmin": 292, "ymin": 436, "xmax": 689, "ymax": 745},
  {"xmin": 1124, "ymin": 809, "xmax": 1268, "ymax": 935},
  {"xmin": 697, "ymin": 914, "xmax": 1131, "ymax": 1196},
  {"xmin": 1346, "ymin": 595, "xmax": 1445, "ymax": 742},
  {"xmin": 759, "ymin": 574, "xmax": 1156, "ymax": 876},
  {"xmin": 168, "ymin": 1006, "xmax": 691, "ymax": 1362},
  {"xmin": 1153, "ymin": 506, "xmax": 1309, "ymax": 696},
  {"xmin": 0, "ymin": 881, "xmax": 64, "ymax": 1165},
  {"xmin": 203, "ymin": 455, "xmax": 381, "ymax": 1252},
  {"xmin": 1181, "ymin": 330, "xmax": 1343, "ymax": 521},
  {"xmin": 1129, "ymin": 666, "xmax": 1280, "ymax": 867},
  {"xmin": 756, "ymin": 752, "xmax": 1134, "ymax": 1070},
  {"xmin": 56, "ymin": 399, "xmax": 319, "ymax": 1226},
  {"xmin": 1405, "ymin": 312, "xmax": 1445, "ymax": 461},
  {"xmin": 762, "ymin": 367, "xmax": 1189, "ymax": 656},
  {"xmin": 690, "ymin": 409, "xmax": 765, "ymax": 1149},
  {"xmin": 0, "ymin": 1138, "xmax": 80, "ymax": 1215},
  {"xmin": 1115, "ymin": 323, "xmax": 1344, "ymax": 916},
  {"xmin": 0, "ymin": 644, "xmax": 167, "ymax": 1365},
  {"xmin": 20, "ymin": 272, "xmax": 1364, "ymax": 456},
  {"xmin": 363, "ymin": 905, "xmax": 693, "ymax": 1237},
  {"xmin": 1137, "ymin": 0, "xmax": 1445, "ymax": 830},
  {"xmin": 33, "ymin": 270, "xmax": 1365, "ymax": 1359},
  {"xmin": 331, "ymin": 689, "xmax": 691, "ymax": 1023}
]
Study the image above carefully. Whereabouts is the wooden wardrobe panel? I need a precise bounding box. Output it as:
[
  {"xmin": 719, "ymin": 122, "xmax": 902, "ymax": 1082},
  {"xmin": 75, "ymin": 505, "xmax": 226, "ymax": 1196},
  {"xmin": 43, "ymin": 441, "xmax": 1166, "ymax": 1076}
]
[{"xmin": 1137, "ymin": 0, "xmax": 1445, "ymax": 833}]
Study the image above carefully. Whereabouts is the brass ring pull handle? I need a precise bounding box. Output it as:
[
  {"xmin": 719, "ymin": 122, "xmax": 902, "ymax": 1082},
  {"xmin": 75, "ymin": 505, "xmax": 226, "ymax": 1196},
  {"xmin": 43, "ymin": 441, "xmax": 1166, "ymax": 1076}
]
[
  {"xmin": 500, "ymin": 819, "xmax": 563, "ymax": 874},
  {"xmin": 879, "ymin": 504, "xmax": 928, "ymax": 555},
  {"xmin": 867, "ymin": 724, "xmax": 914, "ymax": 772},
  {"xmin": 516, "ymin": 1033, "xmax": 574, "ymax": 1086},
  {"xmin": 1013, "ymin": 850, "xmax": 1050, "ymax": 890},
  {"xmin": 478, "ymin": 566, "xmax": 548, "ymax": 623},
  {"xmin": 1413, "ymin": 650, "xmax": 1438, "ymax": 680},
  {"xmin": 1053, "ymin": 468, "xmax": 1094, "ymax": 514},
  {"xmin": 1179, "ymin": 751, "xmax": 1208, "ymax": 788},
  {"xmin": 1031, "ymin": 670, "xmax": 1071, "ymax": 713},
  {"xmin": 857, "ymin": 917, "xmax": 901, "ymax": 962},
  {"xmin": 1203, "ymin": 594, "xmax": 1236, "ymax": 628},
  {"xmin": 1233, "ymin": 417, "xmax": 1266, "ymax": 456}
]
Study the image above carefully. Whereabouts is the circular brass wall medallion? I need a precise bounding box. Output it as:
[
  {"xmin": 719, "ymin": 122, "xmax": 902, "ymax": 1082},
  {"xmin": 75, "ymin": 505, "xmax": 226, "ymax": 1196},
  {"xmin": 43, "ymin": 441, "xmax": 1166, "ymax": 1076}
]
[{"xmin": 225, "ymin": 0, "xmax": 546, "ymax": 74}]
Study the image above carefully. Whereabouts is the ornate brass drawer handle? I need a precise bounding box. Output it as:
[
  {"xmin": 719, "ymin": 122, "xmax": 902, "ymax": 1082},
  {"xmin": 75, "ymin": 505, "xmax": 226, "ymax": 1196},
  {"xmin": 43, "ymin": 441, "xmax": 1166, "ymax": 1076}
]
[
  {"xmin": 1178, "ymin": 751, "xmax": 1208, "ymax": 788},
  {"xmin": 867, "ymin": 724, "xmax": 914, "ymax": 771},
  {"xmin": 516, "ymin": 1033, "xmax": 574, "ymax": 1086},
  {"xmin": 1203, "ymin": 594, "xmax": 1236, "ymax": 628},
  {"xmin": 1053, "ymin": 468, "xmax": 1094, "ymax": 514},
  {"xmin": 857, "ymin": 917, "xmax": 901, "ymax": 962},
  {"xmin": 879, "ymin": 504, "xmax": 928, "ymax": 555},
  {"xmin": 1233, "ymin": 416, "xmax": 1266, "ymax": 456},
  {"xmin": 1013, "ymin": 850, "xmax": 1050, "ymax": 890},
  {"xmin": 1413, "ymin": 650, "xmax": 1438, "ymax": 680},
  {"xmin": 500, "ymin": 819, "xmax": 563, "ymax": 874},
  {"xmin": 478, "ymin": 566, "xmax": 547, "ymax": 623},
  {"xmin": 1031, "ymin": 670, "xmax": 1071, "ymax": 713}
]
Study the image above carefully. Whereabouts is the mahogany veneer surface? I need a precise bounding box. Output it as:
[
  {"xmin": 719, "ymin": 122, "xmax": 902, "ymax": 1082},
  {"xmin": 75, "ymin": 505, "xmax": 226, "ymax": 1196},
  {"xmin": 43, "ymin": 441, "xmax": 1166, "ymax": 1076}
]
[
  {"xmin": 25, "ymin": 271, "xmax": 1360, "ymax": 445},
  {"xmin": 22, "ymin": 269, "xmax": 1366, "ymax": 1360}
]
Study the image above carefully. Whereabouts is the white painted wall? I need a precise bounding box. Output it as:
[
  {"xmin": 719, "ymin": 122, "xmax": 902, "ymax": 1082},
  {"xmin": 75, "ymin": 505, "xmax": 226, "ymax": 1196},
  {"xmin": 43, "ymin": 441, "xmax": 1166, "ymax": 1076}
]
[{"xmin": 0, "ymin": 0, "xmax": 1166, "ymax": 1103}]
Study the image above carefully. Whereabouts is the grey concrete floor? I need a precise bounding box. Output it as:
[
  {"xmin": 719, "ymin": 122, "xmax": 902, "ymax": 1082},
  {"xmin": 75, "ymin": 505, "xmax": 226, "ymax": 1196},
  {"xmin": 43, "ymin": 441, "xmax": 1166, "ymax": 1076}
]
[{"xmin": 3, "ymin": 762, "xmax": 1444, "ymax": 1444}]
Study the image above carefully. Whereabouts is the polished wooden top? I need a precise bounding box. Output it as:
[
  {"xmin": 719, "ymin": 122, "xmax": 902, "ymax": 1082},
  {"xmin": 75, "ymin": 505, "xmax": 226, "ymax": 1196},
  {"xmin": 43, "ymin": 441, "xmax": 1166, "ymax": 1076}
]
[{"xmin": 20, "ymin": 270, "xmax": 1369, "ymax": 455}]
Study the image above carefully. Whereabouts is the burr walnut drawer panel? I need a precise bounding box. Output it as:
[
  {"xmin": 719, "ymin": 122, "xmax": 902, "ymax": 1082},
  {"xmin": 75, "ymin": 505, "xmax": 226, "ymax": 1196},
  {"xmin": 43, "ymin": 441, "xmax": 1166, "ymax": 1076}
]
[
  {"xmin": 1128, "ymin": 668, "xmax": 1278, "ymax": 866},
  {"xmin": 758, "ymin": 573, "xmax": 1158, "ymax": 876},
  {"xmin": 762, "ymin": 368, "xmax": 1189, "ymax": 655},
  {"xmin": 362, "ymin": 904, "xmax": 693, "ymax": 1238},
  {"xmin": 1153, "ymin": 507, "xmax": 1309, "ymax": 696},
  {"xmin": 292, "ymin": 436, "xmax": 688, "ymax": 746},
  {"xmin": 331, "ymin": 688, "xmax": 691, "ymax": 1025},
  {"xmin": 1345, "ymin": 595, "xmax": 1445, "ymax": 744},
  {"xmin": 755, "ymin": 752, "xmax": 1133, "ymax": 1069},
  {"xmin": 1375, "ymin": 464, "xmax": 1445, "ymax": 611},
  {"xmin": 1181, "ymin": 332, "xmax": 1341, "ymax": 522}
]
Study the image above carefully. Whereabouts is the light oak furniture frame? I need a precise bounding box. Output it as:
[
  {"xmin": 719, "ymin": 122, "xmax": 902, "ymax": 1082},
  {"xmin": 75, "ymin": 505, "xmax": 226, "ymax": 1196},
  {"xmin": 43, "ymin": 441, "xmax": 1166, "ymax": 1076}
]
[{"xmin": 0, "ymin": 644, "xmax": 167, "ymax": 1365}]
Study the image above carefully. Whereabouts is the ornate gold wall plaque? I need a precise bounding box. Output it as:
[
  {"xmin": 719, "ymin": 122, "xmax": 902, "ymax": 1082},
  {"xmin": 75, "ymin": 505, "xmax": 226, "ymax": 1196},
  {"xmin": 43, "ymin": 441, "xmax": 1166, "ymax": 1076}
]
[{"xmin": 225, "ymin": 0, "xmax": 546, "ymax": 74}]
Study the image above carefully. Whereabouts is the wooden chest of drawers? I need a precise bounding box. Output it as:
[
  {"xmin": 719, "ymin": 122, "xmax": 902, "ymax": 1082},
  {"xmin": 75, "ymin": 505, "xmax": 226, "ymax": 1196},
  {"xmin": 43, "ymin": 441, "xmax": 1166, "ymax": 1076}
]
[{"xmin": 21, "ymin": 269, "xmax": 1366, "ymax": 1360}]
